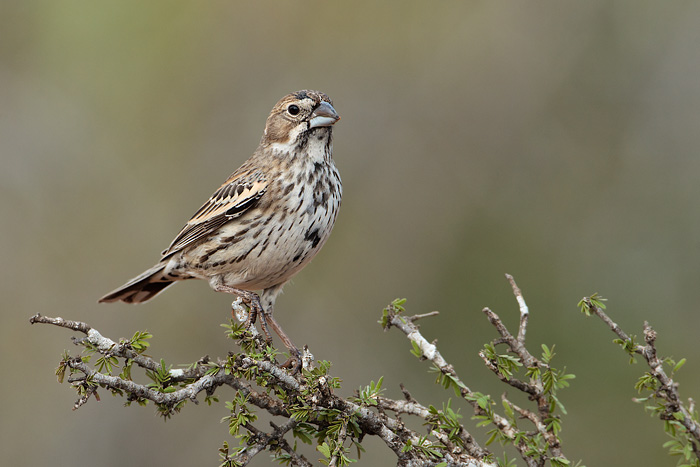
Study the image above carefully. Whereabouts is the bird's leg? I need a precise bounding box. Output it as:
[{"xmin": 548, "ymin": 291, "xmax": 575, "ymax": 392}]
[
  {"xmin": 237, "ymin": 290, "xmax": 273, "ymax": 343},
  {"xmin": 262, "ymin": 312, "xmax": 301, "ymax": 370},
  {"xmin": 261, "ymin": 284, "xmax": 302, "ymax": 372}
]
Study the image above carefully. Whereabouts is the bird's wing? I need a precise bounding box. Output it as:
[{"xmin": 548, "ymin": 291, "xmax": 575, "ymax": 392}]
[{"xmin": 161, "ymin": 169, "xmax": 268, "ymax": 257}]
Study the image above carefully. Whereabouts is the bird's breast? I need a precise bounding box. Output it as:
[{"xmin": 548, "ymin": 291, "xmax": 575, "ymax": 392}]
[{"xmin": 180, "ymin": 155, "xmax": 341, "ymax": 291}]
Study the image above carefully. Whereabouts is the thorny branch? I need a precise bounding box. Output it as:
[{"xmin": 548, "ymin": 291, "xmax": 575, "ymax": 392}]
[
  {"xmin": 382, "ymin": 275, "xmax": 573, "ymax": 467},
  {"xmin": 505, "ymin": 274, "xmax": 529, "ymax": 344},
  {"xmin": 30, "ymin": 312, "xmax": 492, "ymax": 467},
  {"xmin": 32, "ymin": 279, "xmax": 700, "ymax": 466},
  {"xmin": 32, "ymin": 274, "xmax": 581, "ymax": 467},
  {"xmin": 581, "ymin": 296, "xmax": 700, "ymax": 462}
]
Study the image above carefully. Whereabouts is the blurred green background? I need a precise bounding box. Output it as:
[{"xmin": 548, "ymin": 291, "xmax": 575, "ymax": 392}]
[{"xmin": 3, "ymin": 1, "xmax": 700, "ymax": 466}]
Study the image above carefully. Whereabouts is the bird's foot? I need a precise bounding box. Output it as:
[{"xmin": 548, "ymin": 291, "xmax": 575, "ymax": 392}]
[
  {"xmin": 213, "ymin": 280, "xmax": 305, "ymax": 373},
  {"xmin": 281, "ymin": 345, "xmax": 313, "ymax": 374},
  {"xmin": 215, "ymin": 285, "xmax": 272, "ymax": 343},
  {"xmin": 280, "ymin": 346, "xmax": 302, "ymax": 373}
]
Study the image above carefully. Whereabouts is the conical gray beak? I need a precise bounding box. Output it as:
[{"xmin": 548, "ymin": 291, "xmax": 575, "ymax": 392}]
[{"xmin": 309, "ymin": 101, "xmax": 340, "ymax": 128}]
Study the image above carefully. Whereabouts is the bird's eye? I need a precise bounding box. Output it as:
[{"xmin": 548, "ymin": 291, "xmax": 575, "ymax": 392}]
[{"xmin": 287, "ymin": 104, "xmax": 300, "ymax": 116}]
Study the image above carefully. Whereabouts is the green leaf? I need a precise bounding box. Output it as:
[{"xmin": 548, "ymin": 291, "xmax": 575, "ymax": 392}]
[
  {"xmin": 578, "ymin": 293, "xmax": 607, "ymax": 316},
  {"xmin": 410, "ymin": 340, "xmax": 423, "ymax": 358},
  {"xmin": 392, "ymin": 298, "xmax": 407, "ymax": 311},
  {"xmin": 673, "ymin": 358, "xmax": 687, "ymax": 373},
  {"xmin": 317, "ymin": 442, "xmax": 332, "ymax": 459}
]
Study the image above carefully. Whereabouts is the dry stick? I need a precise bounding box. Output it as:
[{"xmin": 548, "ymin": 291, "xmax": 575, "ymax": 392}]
[
  {"xmin": 505, "ymin": 274, "xmax": 529, "ymax": 344},
  {"xmin": 500, "ymin": 395, "xmax": 543, "ymax": 431},
  {"xmin": 30, "ymin": 313, "xmax": 91, "ymax": 333},
  {"xmin": 408, "ymin": 311, "xmax": 441, "ymax": 322}
]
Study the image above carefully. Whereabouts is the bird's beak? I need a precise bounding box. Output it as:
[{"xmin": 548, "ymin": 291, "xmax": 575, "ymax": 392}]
[{"xmin": 309, "ymin": 101, "xmax": 340, "ymax": 128}]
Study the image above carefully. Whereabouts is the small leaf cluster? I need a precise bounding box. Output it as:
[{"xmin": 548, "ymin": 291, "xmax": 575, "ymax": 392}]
[
  {"xmin": 350, "ymin": 377, "xmax": 384, "ymax": 407},
  {"xmin": 428, "ymin": 364, "xmax": 468, "ymax": 397},
  {"xmin": 533, "ymin": 344, "xmax": 575, "ymax": 415},
  {"xmin": 613, "ymin": 335, "xmax": 640, "ymax": 363},
  {"xmin": 292, "ymin": 364, "xmax": 364, "ymax": 466},
  {"xmin": 56, "ymin": 352, "xmax": 100, "ymax": 402},
  {"xmin": 400, "ymin": 435, "xmax": 445, "ymax": 461},
  {"xmin": 222, "ymin": 392, "xmax": 258, "ymax": 438},
  {"xmin": 482, "ymin": 343, "xmax": 522, "ymax": 381},
  {"xmin": 426, "ymin": 400, "xmax": 465, "ymax": 449},
  {"xmin": 634, "ymin": 357, "xmax": 699, "ymax": 467},
  {"xmin": 380, "ymin": 297, "xmax": 406, "ymax": 330},
  {"xmin": 218, "ymin": 441, "xmax": 243, "ymax": 467},
  {"xmin": 577, "ymin": 292, "xmax": 607, "ymax": 316}
]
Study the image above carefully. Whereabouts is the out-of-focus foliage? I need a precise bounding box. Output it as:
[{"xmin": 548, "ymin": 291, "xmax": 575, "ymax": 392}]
[{"xmin": 4, "ymin": 1, "xmax": 700, "ymax": 466}]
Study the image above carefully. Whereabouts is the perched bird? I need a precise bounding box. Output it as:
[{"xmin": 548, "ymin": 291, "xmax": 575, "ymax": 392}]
[{"xmin": 99, "ymin": 90, "xmax": 342, "ymax": 367}]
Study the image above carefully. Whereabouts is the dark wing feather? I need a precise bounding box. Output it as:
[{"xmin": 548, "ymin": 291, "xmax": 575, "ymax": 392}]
[{"xmin": 161, "ymin": 170, "xmax": 267, "ymax": 257}]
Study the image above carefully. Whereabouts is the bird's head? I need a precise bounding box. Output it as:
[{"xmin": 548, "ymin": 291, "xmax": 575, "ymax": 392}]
[{"xmin": 263, "ymin": 90, "xmax": 340, "ymax": 146}]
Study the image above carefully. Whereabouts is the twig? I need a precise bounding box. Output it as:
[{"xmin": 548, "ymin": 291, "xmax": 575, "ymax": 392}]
[
  {"xmin": 408, "ymin": 311, "xmax": 440, "ymax": 322},
  {"xmin": 505, "ymin": 274, "xmax": 529, "ymax": 344},
  {"xmin": 482, "ymin": 307, "xmax": 539, "ymax": 370},
  {"xmin": 30, "ymin": 313, "xmax": 91, "ymax": 333},
  {"xmin": 582, "ymin": 297, "xmax": 633, "ymax": 344}
]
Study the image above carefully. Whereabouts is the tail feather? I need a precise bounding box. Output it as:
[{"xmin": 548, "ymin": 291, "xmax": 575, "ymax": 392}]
[{"xmin": 99, "ymin": 263, "xmax": 176, "ymax": 304}]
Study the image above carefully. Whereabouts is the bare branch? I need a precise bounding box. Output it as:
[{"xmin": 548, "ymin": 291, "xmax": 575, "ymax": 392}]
[
  {"xmin": 408, "ymin": 311, "xmax": 440, "ymax": 322},
  {"xmin": 582, "ymin": 297, "xmax": 635, "ymax": 345},
  {"xmin": 30, "ymin": 313, "xmax": 91, "ymax": 333},
  {"xmin": 482, "ymin": 307, "xmax": 538, "ymax": 370},
  {"xmin": 505, "ymin": 274, "xmax": 529, "ymax": 344}
]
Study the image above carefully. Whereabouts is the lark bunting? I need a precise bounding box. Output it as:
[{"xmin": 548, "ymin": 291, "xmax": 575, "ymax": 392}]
[{"xmin": 100, "ymin": 90, "xmax": 342, "ymax": 364}]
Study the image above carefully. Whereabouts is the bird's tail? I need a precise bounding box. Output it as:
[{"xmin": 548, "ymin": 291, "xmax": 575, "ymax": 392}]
[{"xmin": 98, "ymin": 262, "xmax": 176, "ymax": 304}]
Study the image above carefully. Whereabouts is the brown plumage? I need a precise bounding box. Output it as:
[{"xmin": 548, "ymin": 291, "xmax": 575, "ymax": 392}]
[{"xmin": 99, "ymin": 90, "xmax": 342, "ymax": 366}]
